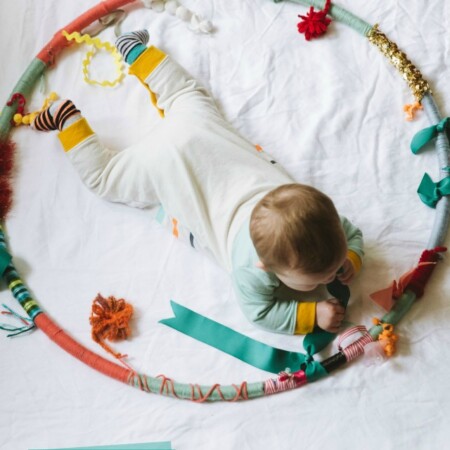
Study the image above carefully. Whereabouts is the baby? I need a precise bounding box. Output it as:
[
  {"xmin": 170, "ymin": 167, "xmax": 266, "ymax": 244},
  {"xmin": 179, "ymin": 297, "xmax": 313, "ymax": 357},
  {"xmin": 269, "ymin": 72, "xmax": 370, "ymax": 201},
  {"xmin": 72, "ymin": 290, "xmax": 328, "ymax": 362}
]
[{"xmin": 32, "ymin": 30, "xmax": 363, "ymax": 336}]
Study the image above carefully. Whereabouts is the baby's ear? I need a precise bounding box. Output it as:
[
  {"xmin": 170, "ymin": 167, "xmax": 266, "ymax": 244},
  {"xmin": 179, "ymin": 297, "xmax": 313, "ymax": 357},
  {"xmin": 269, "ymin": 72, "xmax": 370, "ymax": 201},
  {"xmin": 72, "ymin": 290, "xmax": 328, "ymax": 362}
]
[{"xmin": 255, "ymin": 260, "xmax": 268, "ymax": 271}]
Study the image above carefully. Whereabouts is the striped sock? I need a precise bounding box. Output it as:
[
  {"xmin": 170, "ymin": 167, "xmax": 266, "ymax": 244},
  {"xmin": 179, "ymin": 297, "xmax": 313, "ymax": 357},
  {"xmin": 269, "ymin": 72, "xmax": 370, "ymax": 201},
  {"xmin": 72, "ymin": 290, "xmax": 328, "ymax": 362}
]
[
  {"xmin": 33, "ymin": 100, "xmax": 80, "ymax": 132},
  {"xmin": 115, "ymin": 30, "xmax": 149, "ymax": 64}
]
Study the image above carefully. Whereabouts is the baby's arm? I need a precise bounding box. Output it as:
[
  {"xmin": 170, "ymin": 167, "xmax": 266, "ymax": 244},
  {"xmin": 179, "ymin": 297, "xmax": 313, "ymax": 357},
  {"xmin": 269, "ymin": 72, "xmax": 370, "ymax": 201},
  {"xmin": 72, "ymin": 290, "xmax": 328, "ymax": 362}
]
[{"xmin": 232, "ymin": 267, "xmax": 317, "ymax": 334}]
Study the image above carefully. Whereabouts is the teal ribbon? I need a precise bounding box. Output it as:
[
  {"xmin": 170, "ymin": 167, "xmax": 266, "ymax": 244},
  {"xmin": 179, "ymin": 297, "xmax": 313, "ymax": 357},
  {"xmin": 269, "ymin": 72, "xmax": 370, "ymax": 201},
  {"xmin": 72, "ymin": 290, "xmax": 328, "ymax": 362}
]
[
  {"xmin": 304, "ymin": 278, "xmax": 350, "ymax": 354},
  {"xmin": 160, "ymin": 279, "xmax": 349, "ymax": 380},
  {"xmin": 417, "ymin": 173, "xmax": 450, "ymax": 208},
  {"xmin": 0, "ymin": 247, "xmax": 12, "ymax": 277},
  {"xmin": 410, "ymin": 117, "xmax": 449, "ymax": 154}
]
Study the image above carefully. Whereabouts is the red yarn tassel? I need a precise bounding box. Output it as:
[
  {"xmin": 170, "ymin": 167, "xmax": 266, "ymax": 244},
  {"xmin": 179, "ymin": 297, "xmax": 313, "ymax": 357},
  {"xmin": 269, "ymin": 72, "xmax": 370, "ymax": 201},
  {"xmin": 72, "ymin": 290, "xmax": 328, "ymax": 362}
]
[
  {"xmin": 406, "ymin": 246, "xmax": 447, "ymax": 298},
  {"xmin": 297, "ymin": 0, "xmax": 332, "ymax": 41},
  {"xmin": 0, "ymin": 139, "xmax": 16, "ymax": 221}
]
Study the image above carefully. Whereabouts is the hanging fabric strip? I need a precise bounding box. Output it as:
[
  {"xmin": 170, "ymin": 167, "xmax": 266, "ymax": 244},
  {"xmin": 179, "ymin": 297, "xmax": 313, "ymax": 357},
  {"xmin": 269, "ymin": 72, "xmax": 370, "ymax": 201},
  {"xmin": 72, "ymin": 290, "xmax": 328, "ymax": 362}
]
[
  {"xmin": 160, "ymin": 280, "xmax": 348, "ymax": 378},
  {"xmin": 160, "ymin": 300, "xmax": 327, "ymax": 376}
]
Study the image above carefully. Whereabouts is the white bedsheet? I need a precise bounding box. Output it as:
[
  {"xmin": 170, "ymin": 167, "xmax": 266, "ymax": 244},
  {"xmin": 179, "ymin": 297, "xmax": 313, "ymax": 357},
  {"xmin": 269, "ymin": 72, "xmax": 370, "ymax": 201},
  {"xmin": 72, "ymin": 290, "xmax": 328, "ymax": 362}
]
[{"xmin": 1, "ymin": 1, "xmax": 449, "ymax": 449}]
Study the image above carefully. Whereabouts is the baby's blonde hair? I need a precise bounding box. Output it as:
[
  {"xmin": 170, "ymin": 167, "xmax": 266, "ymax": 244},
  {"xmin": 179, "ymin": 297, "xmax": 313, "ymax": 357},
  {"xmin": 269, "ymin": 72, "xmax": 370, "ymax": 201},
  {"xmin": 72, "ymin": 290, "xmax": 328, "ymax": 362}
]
[{"xmin": 250, "ymin": 184, "xmax": 347, "ymax": 274}]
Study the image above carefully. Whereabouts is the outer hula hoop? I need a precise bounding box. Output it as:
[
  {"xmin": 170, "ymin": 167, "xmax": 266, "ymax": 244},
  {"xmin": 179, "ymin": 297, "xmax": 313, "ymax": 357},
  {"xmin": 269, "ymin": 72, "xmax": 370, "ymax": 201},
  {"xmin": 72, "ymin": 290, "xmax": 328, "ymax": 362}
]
[{"xmin": 0, "ymin": 0, "xmax": 448, "ymax": 402}]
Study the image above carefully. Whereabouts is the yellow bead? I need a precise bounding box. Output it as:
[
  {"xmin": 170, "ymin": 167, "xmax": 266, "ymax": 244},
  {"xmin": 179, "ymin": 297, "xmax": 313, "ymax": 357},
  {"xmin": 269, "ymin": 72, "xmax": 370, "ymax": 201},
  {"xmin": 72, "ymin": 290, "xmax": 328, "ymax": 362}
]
[{"xmin": 13, "ymin": 113, "xmax": 23, "ymax": 124}]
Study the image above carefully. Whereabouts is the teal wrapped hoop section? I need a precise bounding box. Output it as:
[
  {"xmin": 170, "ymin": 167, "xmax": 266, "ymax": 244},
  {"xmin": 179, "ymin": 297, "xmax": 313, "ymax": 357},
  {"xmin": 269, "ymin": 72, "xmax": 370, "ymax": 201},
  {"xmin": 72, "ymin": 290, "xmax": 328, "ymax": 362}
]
[
  {"xmin": 275, "ymin": 0, "xmax": 372, "ymax": 36},
  {"xmin": 0, "ymin": 0, "xmax": 449, "ymax": 401}
]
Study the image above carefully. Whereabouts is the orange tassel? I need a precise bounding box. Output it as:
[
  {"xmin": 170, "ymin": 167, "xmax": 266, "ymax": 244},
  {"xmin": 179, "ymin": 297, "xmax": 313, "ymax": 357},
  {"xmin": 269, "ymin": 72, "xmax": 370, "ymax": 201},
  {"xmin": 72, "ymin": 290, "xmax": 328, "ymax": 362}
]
[
  {"xmin": 403, "ymin": 102, "xmax": 423, "ymax": 121},
  {"xmin": 90, "ymin": 294, "xmax": 134, "ymax": 360}
]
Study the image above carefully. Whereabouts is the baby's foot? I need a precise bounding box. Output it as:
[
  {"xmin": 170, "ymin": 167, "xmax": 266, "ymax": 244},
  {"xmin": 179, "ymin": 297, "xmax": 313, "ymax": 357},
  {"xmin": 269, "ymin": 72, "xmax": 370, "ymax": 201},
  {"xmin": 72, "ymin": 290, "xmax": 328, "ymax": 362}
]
[
  {"xmin": 115, "ymin": 30, "xmax": 149, "ymax": 64},
  {"xmin": 32, "ymin": 100, "xmax": 80, "ymax": 132}
]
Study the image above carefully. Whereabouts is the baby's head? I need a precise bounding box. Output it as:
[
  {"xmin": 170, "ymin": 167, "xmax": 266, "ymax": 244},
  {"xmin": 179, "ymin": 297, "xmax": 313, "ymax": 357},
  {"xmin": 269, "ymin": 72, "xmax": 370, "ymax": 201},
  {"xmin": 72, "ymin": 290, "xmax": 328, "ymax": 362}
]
[{"xmin": 250, "ymin": 183, "xmax": 347, "ymax": 291}]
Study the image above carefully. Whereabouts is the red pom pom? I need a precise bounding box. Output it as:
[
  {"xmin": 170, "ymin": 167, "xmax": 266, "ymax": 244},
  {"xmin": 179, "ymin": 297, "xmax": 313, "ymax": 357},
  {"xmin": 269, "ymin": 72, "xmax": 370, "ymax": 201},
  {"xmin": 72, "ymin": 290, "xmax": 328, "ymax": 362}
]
[{"xmin": 297, "ymin": 0, "xmax": 332, "ymax": 41}]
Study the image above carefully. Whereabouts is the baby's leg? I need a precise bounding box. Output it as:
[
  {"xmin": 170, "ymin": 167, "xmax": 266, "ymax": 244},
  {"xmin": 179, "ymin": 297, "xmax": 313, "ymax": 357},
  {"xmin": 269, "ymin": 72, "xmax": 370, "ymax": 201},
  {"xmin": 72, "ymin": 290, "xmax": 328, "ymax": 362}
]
[
  {"xmin": 32, "ymin": 100, "xmax": 158, "ymax": 208},
  {"xmin": 116, "ymin": 31, "xmax": 218, "ymax": 117}
]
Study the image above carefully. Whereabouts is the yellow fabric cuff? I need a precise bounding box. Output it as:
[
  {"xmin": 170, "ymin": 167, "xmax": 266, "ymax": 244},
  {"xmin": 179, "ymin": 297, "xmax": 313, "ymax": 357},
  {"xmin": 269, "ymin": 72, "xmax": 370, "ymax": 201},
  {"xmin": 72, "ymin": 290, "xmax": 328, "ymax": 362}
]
[
  {"xmin": 347, "ymin": 249, "xmax": 362, "ymax": 274},
  {"xmin": 128, "ymin": 46, "xmax": 166, "ymax": 118},
  {"xmin": 294, "ymin": 302, "xmax": 316, "ymax": 335},
  {"xmin": 128, "ymin": 46, "xmax": 167, "ymax": 81},
  {"xmin": 58, "ymin": 118, "xmax": 94, "ymax": 152}
]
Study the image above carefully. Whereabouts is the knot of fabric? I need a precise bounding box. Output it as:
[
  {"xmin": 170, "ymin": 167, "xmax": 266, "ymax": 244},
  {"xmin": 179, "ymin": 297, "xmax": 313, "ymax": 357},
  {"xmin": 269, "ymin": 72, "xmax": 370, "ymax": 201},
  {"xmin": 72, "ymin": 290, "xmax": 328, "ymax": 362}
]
[
  {"xmin": 417, "ymin": 173, "xmax": 450, "ymax": 208},
  {"xmin": 411, "ymin": 117, "xmax": 449, "ymax": 154}
]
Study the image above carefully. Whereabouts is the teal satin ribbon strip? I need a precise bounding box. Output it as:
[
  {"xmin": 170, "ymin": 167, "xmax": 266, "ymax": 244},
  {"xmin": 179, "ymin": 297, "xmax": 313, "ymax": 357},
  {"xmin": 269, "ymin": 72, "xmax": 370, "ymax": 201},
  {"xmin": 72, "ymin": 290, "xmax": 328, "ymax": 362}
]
[
  {"xmin": 0, "ymin": 247, "xmax": 12, "ymax": 277},
  {"xmin": 30, "ymin": 442, "xmax": 172, "ymax": 450},
  {"xmin": 160, "ymin": 300, "xmax": 311, "ymax": 374},
  {"xmin": 410, "ymin": 117, "xmax": 449, "ymax": 154},
  {"xmin": 304, "ymin": 278, "xmax": 350, "ymax": 354},
  {"xmin": 417, "ymin": 173, "xmax": 450, "ymax": 208},
  {"xmin": 160, "ymin": 280, "xmax": 349, "ymax": 380}
]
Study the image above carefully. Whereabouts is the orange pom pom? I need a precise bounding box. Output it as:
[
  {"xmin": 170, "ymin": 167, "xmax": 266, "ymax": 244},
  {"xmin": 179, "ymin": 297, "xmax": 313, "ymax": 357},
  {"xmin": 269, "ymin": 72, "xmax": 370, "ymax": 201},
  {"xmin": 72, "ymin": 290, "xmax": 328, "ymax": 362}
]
[{"xmin": 90, "ymin": 294, "xmax": 134, "ymax": 360}]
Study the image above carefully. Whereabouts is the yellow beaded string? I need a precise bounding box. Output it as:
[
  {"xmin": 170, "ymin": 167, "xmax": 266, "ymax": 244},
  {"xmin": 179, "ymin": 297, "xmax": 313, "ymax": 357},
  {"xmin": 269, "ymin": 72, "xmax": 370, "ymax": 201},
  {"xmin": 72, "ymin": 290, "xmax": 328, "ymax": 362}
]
[{"xmin": 12, "ymin": 92, "xmax": 58, "ymax": 127}]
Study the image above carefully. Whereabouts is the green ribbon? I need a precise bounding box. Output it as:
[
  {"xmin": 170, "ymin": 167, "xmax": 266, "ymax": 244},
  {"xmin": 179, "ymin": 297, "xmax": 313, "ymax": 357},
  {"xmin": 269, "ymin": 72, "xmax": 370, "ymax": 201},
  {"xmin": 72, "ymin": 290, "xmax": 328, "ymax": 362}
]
[
  {"xmin": 160, "ymin": 279, "xmax": 349, "ymax": 380},
  {"xmin": 304, "ymin": 278, "xmax": 350, "ymax": 354},
  {"xmin": 0, "ymin": 247, "xmax": 12, "ymax": 277},
  {"xmin": 417, "ymin": 173, "xmax": 450, "ymax": 208},
  {"xmin": 410, "ymin": 117, "xmax": 448, "ymax": 154}
]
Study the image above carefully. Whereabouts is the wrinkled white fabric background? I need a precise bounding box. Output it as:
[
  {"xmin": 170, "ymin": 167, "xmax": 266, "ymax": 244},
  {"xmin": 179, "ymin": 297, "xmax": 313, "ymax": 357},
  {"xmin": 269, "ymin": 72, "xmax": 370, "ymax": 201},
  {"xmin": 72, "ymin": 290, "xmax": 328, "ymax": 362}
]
[{"xmin": 1, "ymin": 1, "xmax": 449, "ymax": 449}]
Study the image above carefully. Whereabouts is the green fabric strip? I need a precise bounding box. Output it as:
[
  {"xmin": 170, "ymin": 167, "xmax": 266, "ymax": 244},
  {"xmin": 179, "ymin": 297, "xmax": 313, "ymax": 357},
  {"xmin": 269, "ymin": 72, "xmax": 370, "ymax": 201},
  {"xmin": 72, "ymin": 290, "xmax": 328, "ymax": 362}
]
[
  {"xmin": 160, "ymin": 301, "xmax": 310, "ymax": 373},
  {"xmin": 273, "ymin": 0, "xmax": 373, "ymax": 36},
  {"xmin": 417, "ymin": 173, "xmax": 450, "ymax": 208},
  {"xmin": 0, "ymin": 227, "xmax": 42, "ymax": 319},
  {"xmin": 303, "ymin": 278, "xmax": 350, "ymax": 355},
  {"xmin": 0, "ymin": 247, "xmax": 12, "ymax": 277},
  {"xmin": 410, "ymin": 118, "xmax": 449, "ymax": 155},
  {"xmin": 0, "ymin": 58, "xmax": 46, "ymax": 140},
  {"xmin": 160, "ymin": 300, "xmax": 331, "ymax": 381},
  {"xmin": 30, "ymin": 443, "xmax": 172, "ymax": 450},
  {"xmin": 160, "ymin": 279, "xmax": 348, "ymax": 378}
]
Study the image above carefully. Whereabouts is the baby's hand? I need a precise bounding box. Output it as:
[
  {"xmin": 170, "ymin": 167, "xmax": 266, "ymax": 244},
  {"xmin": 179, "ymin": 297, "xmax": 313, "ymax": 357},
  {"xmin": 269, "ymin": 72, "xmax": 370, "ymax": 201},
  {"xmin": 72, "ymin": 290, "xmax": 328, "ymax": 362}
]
[
  {"xmin": 337, "ymin": 258, "xmax": 355, "ymax": 285},
  {"xmin": 316, "ymin": 299, "xmax": 345, "ymax": 333}
]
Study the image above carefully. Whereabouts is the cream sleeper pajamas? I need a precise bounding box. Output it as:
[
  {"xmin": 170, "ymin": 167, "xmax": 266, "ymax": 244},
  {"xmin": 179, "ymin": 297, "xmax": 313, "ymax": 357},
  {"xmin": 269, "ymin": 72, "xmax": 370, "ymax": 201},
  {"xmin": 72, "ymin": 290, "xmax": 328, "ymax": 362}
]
[{"xmin": 57, "ymin": 46, "xmax": 364, "ymax": 335}]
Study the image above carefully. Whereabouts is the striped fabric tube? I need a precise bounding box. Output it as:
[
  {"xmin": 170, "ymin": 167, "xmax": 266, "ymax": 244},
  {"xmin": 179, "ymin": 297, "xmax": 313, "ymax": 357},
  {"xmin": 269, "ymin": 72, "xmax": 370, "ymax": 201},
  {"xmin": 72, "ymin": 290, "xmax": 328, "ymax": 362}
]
[
  {"xmin": 264, "ymin": 370, "xmax": 307, "ymax": 395},
  {"xmin": 274, "ymin": 0, "xmax": 373, "ymax": 36},
  {"xmin": 0, "ymin": 226, "xmax": 42, "ymax": 320},
  {"xmin": 338, "ymin": 327, "xmax": 374, "ymax": 362}
]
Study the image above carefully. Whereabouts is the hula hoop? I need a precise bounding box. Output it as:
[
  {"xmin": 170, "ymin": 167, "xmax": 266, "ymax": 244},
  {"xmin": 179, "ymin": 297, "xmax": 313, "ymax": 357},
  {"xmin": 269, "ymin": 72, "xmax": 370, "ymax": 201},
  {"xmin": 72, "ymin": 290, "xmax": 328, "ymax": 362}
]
[{"xmin": 0, "ymin": 0, "xmax": 449, "ymax": 402}]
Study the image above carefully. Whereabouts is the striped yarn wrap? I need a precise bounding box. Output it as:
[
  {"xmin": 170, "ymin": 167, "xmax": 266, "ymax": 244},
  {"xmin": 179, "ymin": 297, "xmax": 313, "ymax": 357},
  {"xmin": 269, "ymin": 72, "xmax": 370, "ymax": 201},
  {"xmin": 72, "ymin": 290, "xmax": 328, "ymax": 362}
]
[
  {"xmin": 0, "ymin": 226, "xmax": 42, "ymax": 320},
  {"xmin": 264, "ymin": 370, "xmax": 307, "ymax": 395},
  {"xmin": 129, "ymin": 372, "xmax": 264, "ymax": 402},
  {"xmin": 338, "ymin": 326, "xmax": 374, "ymax": 362}
]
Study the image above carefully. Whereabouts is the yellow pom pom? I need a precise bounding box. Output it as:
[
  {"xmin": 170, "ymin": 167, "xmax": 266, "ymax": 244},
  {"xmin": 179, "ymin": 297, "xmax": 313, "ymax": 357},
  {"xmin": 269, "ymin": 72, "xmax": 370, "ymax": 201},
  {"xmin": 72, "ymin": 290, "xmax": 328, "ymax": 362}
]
[
  {"xmin": 22, "ymin": 115, "xmax": 31, "ymax": 125},
  {"xmin": 13, "ymin": 113, "xmax": 23, "ymax": 125}
]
